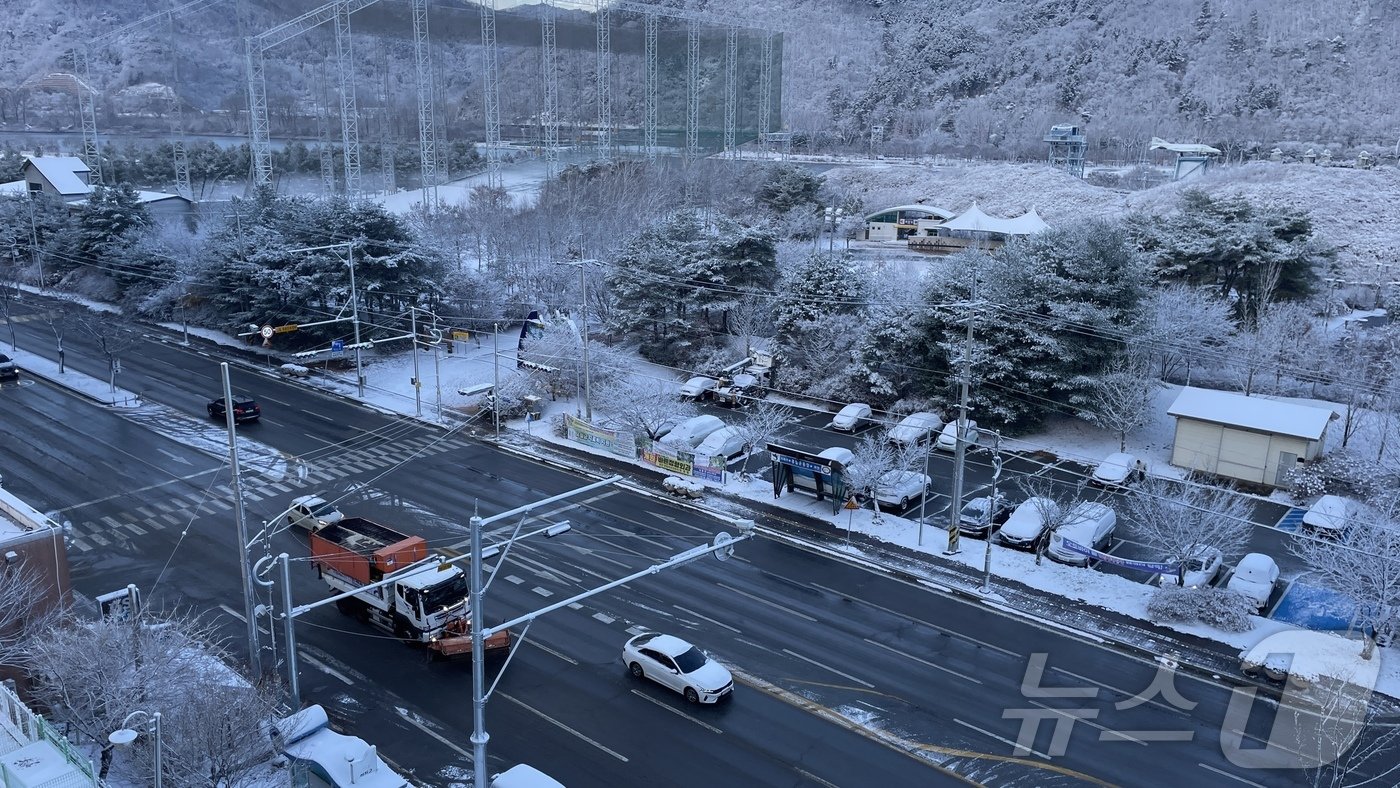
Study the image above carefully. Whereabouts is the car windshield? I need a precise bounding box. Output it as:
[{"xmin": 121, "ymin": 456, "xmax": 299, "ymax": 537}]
[
  {"xmin": 1185, "ymin": 557, "xmax": 1208, "ymax": 571},
  {"xmin": 673, "ymin": 646, "xmax": 708, "ymax": 673},
  {"xmin": 420, "ymin": 574, "xmax": 469, "ymax": 612},
  {"xmin": 961, "ymin": 500, "xmax": 987, "ymax": 518},
  {"xmin": 310, "ymin": 502, "xmax": 339, "ymax": 518}
]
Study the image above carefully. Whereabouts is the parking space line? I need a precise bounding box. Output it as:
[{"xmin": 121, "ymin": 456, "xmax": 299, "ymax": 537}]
[{"xmin": 629, "ymin": 689, "xmax": 724, "ymax": 734}]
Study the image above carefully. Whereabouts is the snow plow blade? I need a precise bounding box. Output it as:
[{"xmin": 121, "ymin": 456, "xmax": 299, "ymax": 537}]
[{"xmin": 429, "ymin": 628, "xmax": 512, "ymax": 659}]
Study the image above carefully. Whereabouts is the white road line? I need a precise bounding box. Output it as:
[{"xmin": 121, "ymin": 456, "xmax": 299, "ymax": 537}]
[
  {"xmin": 300, "ymin": 653, "xmax": 354, "ymax": 685},
  {"xmin": 793, "ymin": 767, "xmax": 841, "ymax": 788},
  {"xmin": 809, "ymin": 581, "xmax": 1020, "ymax": 658},
  {"xmin": 499, "ymin": 692, "xmax": 628, "ymax": 762},
  {"xmin": 1198, "ymin": 763, "xmax": 1265, "ymax": 787},
  {"xmin": 300, "ymin": 408, "xmax": 338, "ymax": 422},
  {"xmin": 628, "ymin": 689, "xmax": 724, "ymax": 734},
  {"xmin": 1049, "ymin": 666, "xmax": 1187, "ymax": 717},
  {"xmin": 954, "ymin": 718, "xmax": 1054, "ymax": 760},
  {"xmin": 673, "ymin": 605, "xmax": 741, "ymax": 634},
  {"xmin": 716, "ymin": 583, "xmax": 817, "ymax": 622},
  {"xmin": 527, "ymin": 641, "xmax": 578, "ymax": 666},
  {"xmin": 862, "ymin": 638, "xmax": 982, "ymax": 684},
  {"xmin": 782, "ymin": 648, "xmax": 875, "ymax": 688},
  {"xmin": 1029, "ymin": 700, "xmax": 1144, "ymax": 745},
  {"xmin": 396, "ymin": 710, "xmax": 473, "ymax": 760}
]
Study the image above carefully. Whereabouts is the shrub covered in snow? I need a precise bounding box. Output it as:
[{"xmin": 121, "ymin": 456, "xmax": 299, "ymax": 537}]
[
  {"xmin": 1146, "ymin": 586, "xmax": 1256, "ymax": 633},
  {"xmin": 1285, "ymin": 451, "xmax": 1394, "ymax": 503}
]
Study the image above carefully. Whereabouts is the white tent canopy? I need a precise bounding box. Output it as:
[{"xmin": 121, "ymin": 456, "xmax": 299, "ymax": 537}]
[{"xmin": 938, "ymin": 203, "xmax": 1049, "ymax": 236}]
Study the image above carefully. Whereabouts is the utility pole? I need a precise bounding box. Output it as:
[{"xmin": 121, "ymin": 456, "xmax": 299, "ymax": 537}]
[
  {"xmin": 27, "ymin": 198, "xmax": 44, "ymax": 290},
  {"xmin": 981, "ymin": 431, "xmax": 1002, "ymax": 593},
  {"xmin": 578, "ymin": 261, "xmax": 592, "ymax": 420},
  {"xmin": 492, "ymin": 323, "xmax": 501, "ymax": 440},
  {"xmin": 222, "ymin": 362, "xmax": 263, "ymax": 675},
  {"xmin": 946, "ymin": 286, "xmax": 976, "ymax": 557},
  {"xmin": 410, "ymin": 307, "xmax": 422, "ymax": 418},
  {"xmin": 347, "ymin": 243, "xmax": 364, "ymax": 397}
]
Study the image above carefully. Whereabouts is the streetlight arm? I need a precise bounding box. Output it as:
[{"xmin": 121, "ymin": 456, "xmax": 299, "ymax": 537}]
[{"xmin": 483, "ymin": 531, "xmax": 753, "ymax": 638}]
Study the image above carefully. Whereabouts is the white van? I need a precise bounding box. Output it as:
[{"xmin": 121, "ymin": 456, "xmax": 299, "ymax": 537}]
[{"xmin": 1046, "ymin": 502, "xmax": 1117, "ymax": 566}]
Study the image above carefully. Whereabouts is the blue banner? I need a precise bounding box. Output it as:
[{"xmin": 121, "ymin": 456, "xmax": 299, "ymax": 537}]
[
  {"xmin": 774, "ymin": 454, "xmax": 831, "ymax": 474},
  {"xmin": 1059, "ymin": 539, "xmax": 1180, "ymax": 574}
]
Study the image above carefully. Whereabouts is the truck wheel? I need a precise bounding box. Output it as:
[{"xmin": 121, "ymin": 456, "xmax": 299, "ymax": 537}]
[{"xmin": 629, "ymin": 662, "xmax": 644, "ymax": 679}]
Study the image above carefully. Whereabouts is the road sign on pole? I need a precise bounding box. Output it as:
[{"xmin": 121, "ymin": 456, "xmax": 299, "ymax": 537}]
[
  {"xmin": 273, "ymin": 323, "xmax": 298, "ymax": 334},
  {"xmin": 260, "ymin": 325, "xmax": 274, "ymax": 340},
  {"xmin": 331, "ymin": 339, "xmax": 345, "ymax": 355}
]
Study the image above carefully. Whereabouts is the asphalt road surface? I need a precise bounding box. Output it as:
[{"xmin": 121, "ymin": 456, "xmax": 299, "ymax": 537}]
[{"xmin": 0, "ymin": 297, "xmax": 1388, "ymax": 787}]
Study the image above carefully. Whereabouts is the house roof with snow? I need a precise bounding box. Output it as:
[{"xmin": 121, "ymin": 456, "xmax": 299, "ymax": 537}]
[
  {"xmin": 938, "ymin": 203, "xmax": 1050, "ymax": 236},
  {"xmin": 1167, "ymin": 386, "xmax": 1333, "ymax": 441},
  {"xmin": 0, "ymin": 180, "xmax": 26, "ymax": 194},
  {"xmin": 1149, "ymin": 137, "xmax": 1222, "ymax": 155},
  {"xmin": 23, "ymin": 156, "xmax": 92, "ymax": 196},
  {"xmin": 864, "ymin": 204, "xmax": 956, "ymax": 222}
]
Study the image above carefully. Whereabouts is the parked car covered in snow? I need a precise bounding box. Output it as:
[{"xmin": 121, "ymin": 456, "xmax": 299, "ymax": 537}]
[
  {"xmin": 693, "ymin": 426, "xmax": 748, "ymax": 460},
  {"xmin": 1226, "ymin": 553, "xmax": 1280, "ymax": 610},
  {"xmin": 1302, "ymin": 495, "xmax": 1359, "ymax": 537},
  {"xmin": 888, "ymin": 412, "xmax": 944, "ymax": 445},
  {"xmin": 1159, "ymin": 544, "xmax": 1224, "ymax": 589},
  {"xmin": 830, "ymin": 403, "xmax": 873, "ymax": 432},
  {"xmin": 678, "ymin": 376, "xmax": 720, "ymax": 401},
  {"xmin": 1089, "ymin": 452, "xmax": 1146, "ymax": 487},
  {"xmin": 958, "ymin": 494, "xmax": 1013, "ymax": 537},
  {"xmin": 935, "ymin": 420, "xmax": 979, "ymax": 451},
  {"xmin": 660, "ymin": 415, "xmax": 726, "ymax": 449},
  {"xmin": 866, "ymin": 470, "xmax": 933, "ymax": 510},
  {"xmin": 998, "ymin": 497, "xmax": 1060, "ymax": 550},
  {"xmin": 1046, "ymin": 502, "xmax": 1117, "ymax": 566}
]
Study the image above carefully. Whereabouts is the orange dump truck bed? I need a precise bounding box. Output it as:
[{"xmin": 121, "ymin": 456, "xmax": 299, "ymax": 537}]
[{"xmin": 309, "ymin": 517, "xmax": 428, "ymax": 584}]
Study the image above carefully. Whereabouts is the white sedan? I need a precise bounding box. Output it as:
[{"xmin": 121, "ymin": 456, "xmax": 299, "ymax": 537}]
[
  {"xmin": 1227, "ymin": 553, "xmax": 1280, "ymax": 610},
  {"xmin": 693, "ymin": 426, "xmax": 748, "ymax": 460},
  {"xmin": 888, "ymin": 412, "xmax": 944, "ymax": 445},
  {"xmin": 935, "ymin": 420, "xmax": 979, "ymax": 451},
  {"xmin": 678, "ymin": 376, "xmax": 719, "ymax": 400},
  {"xmin": 1089, "ymin": 452, "xmax": 1146, "ymax": 487},
  {"xmin": 286, "ymin": 495, "xmax": 344, "ymax": 532},
  {"xmin": 831, "ymin": 403, "xmax": 873, "ymax": 432},
  {"xmin": 869, "ymin": 470, "xmax": 932, "ymax": 509},
  {"xmin": 623, "ymin": 632, "xmax": 733, "ymax": 704}
]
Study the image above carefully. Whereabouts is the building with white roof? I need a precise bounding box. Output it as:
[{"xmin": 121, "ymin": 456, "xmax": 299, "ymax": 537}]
[
  {"xmin": 1167, "ymin": 386, "xmax": 1334, "ymax": 487},
  {"xmin": 0, "ymin": 156, "xmax": 192, "ymax": 219}
]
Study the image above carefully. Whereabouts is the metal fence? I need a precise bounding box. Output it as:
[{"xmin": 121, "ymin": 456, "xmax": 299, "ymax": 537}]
[{"xmin": 0, "ymin": 682, "xmax": 100, "ymax": 788}]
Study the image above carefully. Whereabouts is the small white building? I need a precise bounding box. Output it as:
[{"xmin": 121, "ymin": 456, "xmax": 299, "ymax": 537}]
[
  {"xmin": 1167, "ymin": 387, "xmax": 1334, "ymax": 488},
  {"xmin": 862, "ymin": 204, "xmax": 954, "ymax": 241}
]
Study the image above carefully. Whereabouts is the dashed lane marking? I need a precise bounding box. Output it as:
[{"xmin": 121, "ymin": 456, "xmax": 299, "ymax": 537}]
[
  {"xmin": 628, "ymin": 689, "xmax": 723, "ymax": 734},
  {"xmin": 781, "ymin": 648, "xmax": 875, "ymax": 688},
  {"xmin": 301, "ymin": 653, "xmax": 354, "ymax": 685},
  {"xmin": 716, "ymin": 583, "xmax": 817, "ymax": 622},
  {"xmin": 396, "ymin": 709, "xmax": 473, "ymax": 761},
  {"xmin": 498, "ymin": 692, "xmax": 629, "ymax": 762},
  {"xmin": 862, "ymin": 638, "xmax": 982, "ymax": 685}
]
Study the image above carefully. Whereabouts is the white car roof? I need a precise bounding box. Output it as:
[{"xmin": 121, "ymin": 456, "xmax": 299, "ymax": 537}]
[
  {"xmin": 1235, "ymin": 552, "xmax": 1276, "ymax": 577},
  {"xmin": 684, "ymin": 376, "xmax": 715, "ymax": 385},
  {"xmin": 818, "ymin": 446, "xmax": 856, "ymax": 464},
  {"xmin": 901, "ymin": 412, "xmax": 941, "ymax": 426},
  {"xmin": 1303, "ymin": 495, "xmax": 1355, "ymax": 529},
  {"xmin": 696, "ymin": 426, "xmax": 742, "ymax": 450},
  {"xmin": 635, "ymin": 632, "xmax": 694, "ymax": 658},
  {"xmin": 838, "ymin": 403, "xmax": 870, "ymax": 415},
  {"xmin": 1093, "ymin": 452, "xmax": 1138, "ymax": 479},
  {"xmin": 291, "ymin": 494, "xmax": 328, "ymax": 507}
]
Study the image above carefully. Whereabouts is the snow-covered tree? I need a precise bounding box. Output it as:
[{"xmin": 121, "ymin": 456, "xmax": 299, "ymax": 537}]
[
  {"xmin": 842, "ymin": 434, "xmax": 903, "ymax": 523},
  {"xmin": 735, "ymin": 402, "xmax": 792, "ymax": 476},
  {"xmin": 1119, "ymin": 476, "xmax": 1255, "ymax": 584},
  {"xmin": 596, "ymin": 377, "xmax": 696, "ymax": 441},
  {"xmin": 1133, "ymin": 284, "xmax": 1234, "ymax": 382},
  {"xmin": 1014, "ymin": 476, "xmax": 1087, "ymax": 565},
  {"xmin": 1298, "ymin": 685, "xmax": 1400, "ymax": 788},
  {"xmin": 1290, "ymin": 505, "xmax": 1400, "ymax": 659},
  {"xmin": 25, "ymin": 611, "xmax": 279, "ymax": 784},
  {"xmin": 0, "ymin": 559, "xmax": 62, "ymax": 670},
  {"xmin": 1076, "ymin": 354, "xmax": 1156, "ymax": 451},
  {"xmin": 772, "ymin": 251, "xmax": 870, "ymax": 339},
  {"xmin": 1129, "ymin": 190, "xmax": 1332, "ymax": 325}
]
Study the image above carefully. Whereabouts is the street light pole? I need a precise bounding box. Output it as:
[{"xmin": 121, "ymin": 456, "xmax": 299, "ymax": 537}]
[
  {"xmin": 492, "ymin": 323, "xmax": 501, "ymax": 439},
  {"xmin": 410, "ymin": 307, "xmax": 422, "ymax": 418},
  {"xmin": 579, "ymin": 261, "xmax": 592, "ymax": 421},
  {"xmin": 982, "ymin": 431, "xmax": 1002, "ymax": 594},
  {"xmin": 946, "ymin": 285, "xmax": 977, "ymax": 557},
  {"xmin": 346, "ymin": 243, "xmax": 365, "ymax": 397},
  {"xmin": 109, "ymin": 710, "xmax": 162, "ymax": 788},
  {"xmin": 222, "ymin": 362, "xmax": 263, "ymax": 675}
]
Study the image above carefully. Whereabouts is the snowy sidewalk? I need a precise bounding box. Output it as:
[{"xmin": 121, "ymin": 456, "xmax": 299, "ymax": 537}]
[{"xmin": 5, "ymin": 344, "xmax": 142, "ymax": 407}]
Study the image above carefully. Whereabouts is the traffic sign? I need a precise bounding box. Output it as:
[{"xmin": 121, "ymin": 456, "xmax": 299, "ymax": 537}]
[
  {"xmin": 273, "ymin": 323, "xmax": 298, "ymax": 334},
  {"xmin": 260, "ymin": 325, "xmax": 274, "ymax": 340},
  {"xmin": 844, "ymin": 496, "xmax": 861, "ymax": 511},
  {"xmin": 331, "ymin": 339, "xmax": 345, "ymax": 354}
]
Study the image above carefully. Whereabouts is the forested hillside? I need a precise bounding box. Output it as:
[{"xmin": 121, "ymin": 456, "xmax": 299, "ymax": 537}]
[{"xmin": 1, "ymin": 0, "xmax": 1396, "ymax": 159}]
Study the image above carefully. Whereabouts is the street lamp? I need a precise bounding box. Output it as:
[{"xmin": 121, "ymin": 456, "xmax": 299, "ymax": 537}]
[{"xmin": 109, "ymin": 710, "xmax": 162, "ymax": 788}]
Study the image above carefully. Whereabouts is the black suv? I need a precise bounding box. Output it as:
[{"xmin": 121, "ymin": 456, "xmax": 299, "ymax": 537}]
[
  {"xmin": 0, "ymin": 353, "xmax": 17, "ymax": 381},
  {"xmin": 207, "ymin": 395, "xmax": 261, "ymax": 423}
]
